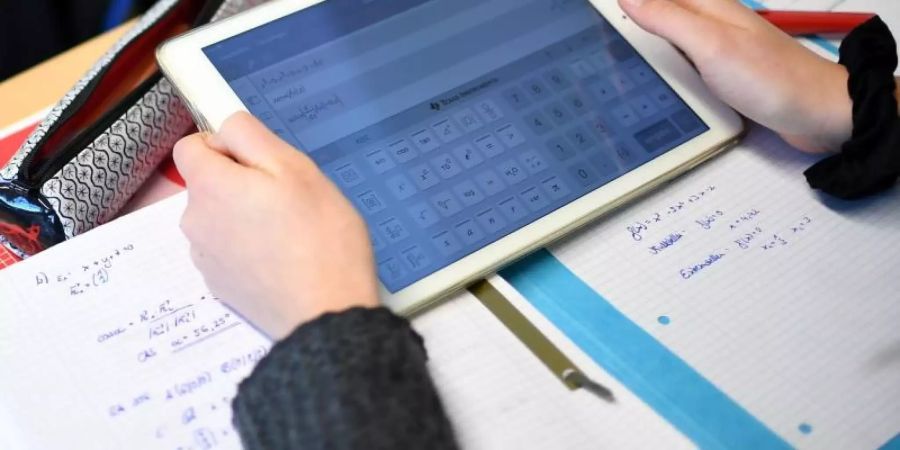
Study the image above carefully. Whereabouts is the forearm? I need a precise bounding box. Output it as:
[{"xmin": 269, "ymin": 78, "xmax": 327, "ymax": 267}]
[
  {"xmin": 232, "ymin": 307, "xmax": 458, "ymax": 450},
  {"xmin": 803, "ymin": 70, "xmax": 900, "ymax": 152}
]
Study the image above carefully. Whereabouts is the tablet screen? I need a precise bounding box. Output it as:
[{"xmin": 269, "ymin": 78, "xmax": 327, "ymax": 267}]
[{"xmin": 204, "ymin": 0, "xmax": 708, "ymax": 292}]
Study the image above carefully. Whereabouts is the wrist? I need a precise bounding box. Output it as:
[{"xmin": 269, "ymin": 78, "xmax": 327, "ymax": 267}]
[
  {"xmin": 302, "ymin": 280, "xmax": 380, "ymax": 321},
  {"xmin": 774, "ymin": 58, "xmax": 853, "ymax": 153},
  {"xmin": 819, "ymin": 63, "xmax": 854, "ymax": 150},
  {"xmin": 797, "ymin": 62, "xmax": 853, "ymax": 152}
]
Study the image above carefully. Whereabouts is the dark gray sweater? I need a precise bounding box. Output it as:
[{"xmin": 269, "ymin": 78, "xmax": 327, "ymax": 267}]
[{"xmin": 232, "ymin": 307, "xmax": 459, "ymax": 450}]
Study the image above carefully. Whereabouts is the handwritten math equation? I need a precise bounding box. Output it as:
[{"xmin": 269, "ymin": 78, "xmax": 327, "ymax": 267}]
[
  {"xmin": 106, "ymin": 346, "xmax": 268, "ymax": 450},
  {"xmin": 33, "ymin": 244, "xmax": 136, "ymax": 297},
  {"xmin": 626, "ymin": 185, "xmax": 717, "ymax": 242},
  {"xmin": 621, "ymin": 192, "xmax": 816, "ymax": 282},
  {"xmin": 286, "ymin": 93, "xmax": 345, "ymax": 124},
  {"xmin": 256, "ymin": 57, "xmax": 325, "ymax": 92},
  {"xmin": 672, "ymin": 212, "xmax": 814, "ymax": 281},
  {"xmin": 94, "ymin": 294, "xmax": 247, "ymax": 366}
]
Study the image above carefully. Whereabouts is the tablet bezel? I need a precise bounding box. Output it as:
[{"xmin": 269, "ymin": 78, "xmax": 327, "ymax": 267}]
[{"xmin": 158, "ymin": 0, "xmax": 744, "ymax": 314}]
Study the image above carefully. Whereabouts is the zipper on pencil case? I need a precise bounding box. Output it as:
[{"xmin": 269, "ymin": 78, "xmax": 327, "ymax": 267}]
[
  {"xmin": 15, "ymin": 0, "xmax": 225, "ymax": 189},
  {"xmin": 23, "ymin": 74, "xmax": 166, "ymax": 188}
]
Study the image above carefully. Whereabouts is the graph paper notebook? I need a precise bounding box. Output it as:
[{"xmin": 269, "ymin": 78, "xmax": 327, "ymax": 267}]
[
  {"xmin": 510, "ymin": 125, "xmax": 900, "ymax": 449},
  {"xmin": 0, "ymin": 193, "xmax": 689, "ymax": 449}
]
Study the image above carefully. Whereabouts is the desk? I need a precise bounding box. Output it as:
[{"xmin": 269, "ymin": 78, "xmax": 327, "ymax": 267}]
[
  {"xmin": 1, "ymin": 7, "xmax": 898, "ymax": 449},
  {"xmin": 0, "ymin": 22, "xmax": 133, "ymax": 128}
]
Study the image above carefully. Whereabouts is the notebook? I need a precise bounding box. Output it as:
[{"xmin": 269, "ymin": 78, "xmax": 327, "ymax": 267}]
[
  {"xmin": 499, "ymin": 1, "xmax": 900, "ymax": 446},
  {"xmin": 0, "ymin": 193, "xmax": 691, "ymax": 449},
  {"xmin": 502, "ymin": 125, "xmax": 900, "ymax": 449}
]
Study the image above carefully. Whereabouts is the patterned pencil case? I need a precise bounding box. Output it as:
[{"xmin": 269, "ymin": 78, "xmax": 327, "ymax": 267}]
[{"xmin": 0, "ymin": 0, "xmax": 269, "ymax": 257}]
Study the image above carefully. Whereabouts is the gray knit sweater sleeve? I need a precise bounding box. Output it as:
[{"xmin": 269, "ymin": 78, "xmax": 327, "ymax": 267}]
[{"xmin": 232, "ymin": 307, "xmax": 459, "ymax": 450}]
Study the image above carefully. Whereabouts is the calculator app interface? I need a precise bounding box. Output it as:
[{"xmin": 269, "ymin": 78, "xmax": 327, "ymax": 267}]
[{"xmin": 204, "ymin": 0, "xmax": 708, "ymax": 292}]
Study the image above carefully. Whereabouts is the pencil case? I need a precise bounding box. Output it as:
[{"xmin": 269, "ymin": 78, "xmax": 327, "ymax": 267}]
[{"xmin": 0, "ymin": 0, "xmax": 270, "ymax": 258}]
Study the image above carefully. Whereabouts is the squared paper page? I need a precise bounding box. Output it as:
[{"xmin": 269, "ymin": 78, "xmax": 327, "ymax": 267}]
[
  {"xmin": 0, "ymin": 276, "xmax": 29, "ymax": 450},
  {"xmin": 0, "ymin": 194, "xmax": 272, "ymax": 450},
  {"xmin": 548, "ymin": 125, "xmax": 900, "ymax": 448},
  {"xmin": 0, "ymin": 191, "xmax": 688, "ymax": 449},
  {"xmin": 416, "ymin": 275, "xmax": 694, "ymax": 450}
]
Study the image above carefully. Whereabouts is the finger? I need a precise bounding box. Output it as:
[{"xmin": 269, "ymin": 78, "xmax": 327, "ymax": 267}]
[
  {"xmin": 188, "ymin": 245, "xmax": 212, "ymax": 276},
  {"xmin": 619, "ymin": 0, "xmax": 730, "ymax": 62},
  {"xmin": 667, "ymin": 0, "xmax": 762, "ymax": 29},
  {"xmin": 214, "ymin": 111, "xmax": 318, "ymax": 176},
  {"xmin": 173, "ymin": 133, "xmax": 248, "ymax": 193},
  {"xmin": 174, "ymin": 133, "xmax": 221, "ymax": 181},
  {"xmin": 673, "ymin": 0, "xmax": 773, "ymax": 30},
  {"xmin": 179, "ymin": 199, "xmax": 210, "ymax": 246}
]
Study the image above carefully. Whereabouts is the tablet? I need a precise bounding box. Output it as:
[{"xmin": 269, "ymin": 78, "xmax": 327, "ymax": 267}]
[{"xmin": 158, "ymin": 0, "xmax": 743, "ymax": 313}]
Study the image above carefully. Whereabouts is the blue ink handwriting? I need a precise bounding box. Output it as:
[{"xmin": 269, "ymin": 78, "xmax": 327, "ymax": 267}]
[{"xmin": 680, "ymin": 252, "xmax": 726, "ymax": 280}]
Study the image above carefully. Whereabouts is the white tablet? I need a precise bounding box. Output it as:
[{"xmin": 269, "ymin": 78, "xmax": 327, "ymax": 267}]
[{"xmin": 158, "ymin": 0, "xmax": 743, "ymax": 313}]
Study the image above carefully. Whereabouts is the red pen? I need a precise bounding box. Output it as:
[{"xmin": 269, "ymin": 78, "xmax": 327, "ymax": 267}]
[{"xmin": 757, "ymin": 10, "xmax": 875, "ymax": 35}]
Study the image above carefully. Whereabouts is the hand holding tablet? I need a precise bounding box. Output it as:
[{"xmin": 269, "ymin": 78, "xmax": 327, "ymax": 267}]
[
  {"xmin": 174, "ymin": 112, "xmax": 381, "ymax": 339},
  {"xmin": 159, "ymin": 0, "xmax": 745, "ymax": 312},
  {"xmin": 619, "ymin": 0, "xmax": 852, "ymax": 153}
]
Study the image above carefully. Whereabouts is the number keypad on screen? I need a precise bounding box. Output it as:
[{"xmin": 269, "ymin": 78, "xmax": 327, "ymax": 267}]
[{"xmin": 318, "ymin": 24, "xmax": 706, "ymax": 292}]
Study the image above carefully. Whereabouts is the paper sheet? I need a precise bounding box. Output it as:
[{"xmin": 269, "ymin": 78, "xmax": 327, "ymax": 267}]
[
  {"xmin": 420, "ymin": 275, "xmax": 694, "ymax": 450},
  {"xmin": 0, "ymin": 193, "xmax": 691, "ymax": 449},
  {"xmin": 0, "ymin": 195, "xmax": 263, "ymax": 449},
  {"xmin": 544, "ymin": 125, "xmax": 900, "ymax": 449}
]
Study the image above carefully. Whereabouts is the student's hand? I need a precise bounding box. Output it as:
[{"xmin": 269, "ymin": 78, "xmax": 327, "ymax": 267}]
[
  {"xmin": 620, "ymin": 0, "xmax": 853, "ymax": 152},
  {"xmin": 173, "ymin": 112, "xmax": 380, "ymax": 340}
]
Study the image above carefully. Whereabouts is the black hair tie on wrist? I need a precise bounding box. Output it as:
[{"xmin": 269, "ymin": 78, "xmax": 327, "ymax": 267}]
[{"xmin": 804, "ymin": 16, "xmax": 900, "ymax": 200}]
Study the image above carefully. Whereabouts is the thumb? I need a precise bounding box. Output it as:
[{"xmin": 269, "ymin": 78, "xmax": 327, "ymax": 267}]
[
  {"xmin": 173, "ymin": 133, "xmax": 248, "ymax": 192},
  {"xmin": 618, "ymin": 0, "xmax": 725, "ymax": 63},
  {"xmin": 212, "ymin": 111, "xmax": 314, "ymax": 175}
]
